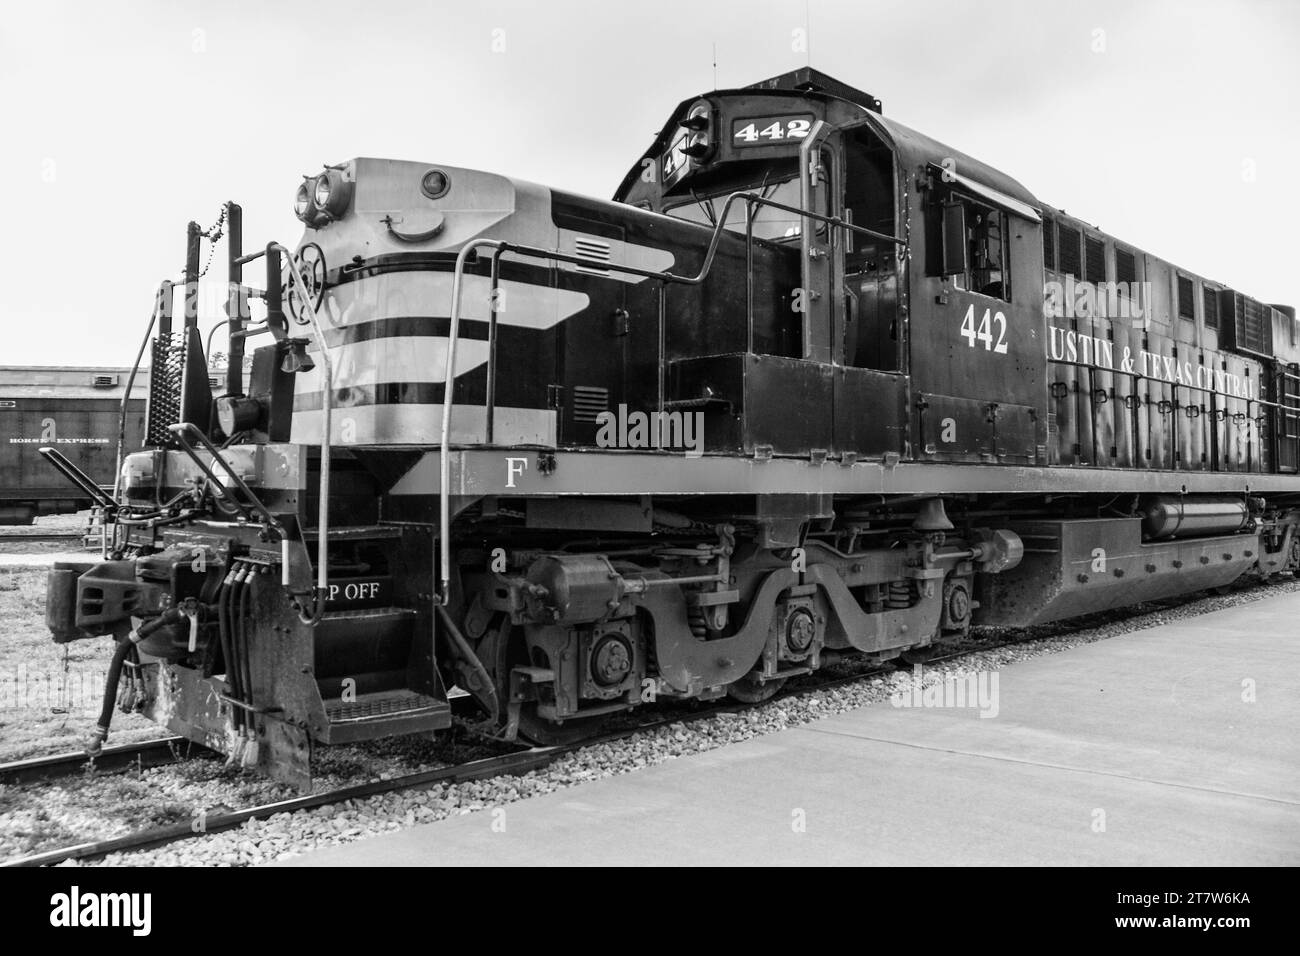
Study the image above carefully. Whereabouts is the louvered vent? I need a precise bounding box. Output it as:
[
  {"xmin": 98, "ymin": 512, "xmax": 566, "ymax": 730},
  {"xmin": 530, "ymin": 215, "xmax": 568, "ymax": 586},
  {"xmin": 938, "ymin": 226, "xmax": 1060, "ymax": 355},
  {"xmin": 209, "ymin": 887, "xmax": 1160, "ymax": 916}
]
[
  {"xmin": 574, "ymin": 236, "xmax": 611, "ymax": 275},
  {"xmin": 208, "ymin": 376, "xmax": 221, "ymax": 388},
  {"xmin": 91, "ymin": 374, "xmax": 118, "ymax": 388},
  {"xmin": 1042, "ymin": 219, "xmax": 1055, "ymax": 270},
  {"xmin": 1177, "ymin": 276, "xmax": 1195, "ymax": 320},
  {"xmin": 1115, "ymin": 248, "xmax": 1136, "ymax": 286},
  {"xmin": 572, "ymin": 385, "xmax": 609, "ymax": 423},
  {"xmin": 1231, "ymin": 295, "xmax": 1273, "ymax": 356},
  {"xmin": 1203, "ymin": 287, "xmax": 1219, "ymax": 330},
  {"xmin": 1057, "ymin": 225, "xmax": 1081, "ymax": 277},
  {"xmin": 1084, "ymin": 236, "xmax": 1106, "ymax": 284}
]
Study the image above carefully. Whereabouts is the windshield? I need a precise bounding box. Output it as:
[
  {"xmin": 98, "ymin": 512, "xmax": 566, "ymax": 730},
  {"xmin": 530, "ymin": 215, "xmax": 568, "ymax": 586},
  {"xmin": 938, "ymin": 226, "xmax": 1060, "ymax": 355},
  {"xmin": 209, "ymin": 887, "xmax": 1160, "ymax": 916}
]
[{"xmin": 665, "ymin": 177, "xmax": 803, "ymax": 242}]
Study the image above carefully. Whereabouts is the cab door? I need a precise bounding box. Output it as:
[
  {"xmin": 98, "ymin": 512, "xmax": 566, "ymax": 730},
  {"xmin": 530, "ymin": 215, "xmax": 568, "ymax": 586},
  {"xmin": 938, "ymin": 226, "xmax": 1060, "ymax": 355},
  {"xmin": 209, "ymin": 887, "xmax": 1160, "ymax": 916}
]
[
  {"xmin": 913, "ymin": 173, "xmax": 1045, "ymax": 465},
  {"xmin": 798, "ymin": 121, "xmax": 843, "ymax": 365}
]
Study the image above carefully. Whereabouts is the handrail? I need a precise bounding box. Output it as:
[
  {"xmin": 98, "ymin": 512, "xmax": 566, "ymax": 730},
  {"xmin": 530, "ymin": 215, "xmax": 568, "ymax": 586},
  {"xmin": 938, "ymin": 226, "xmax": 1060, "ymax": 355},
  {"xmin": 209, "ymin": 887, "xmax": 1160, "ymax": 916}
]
[
  {"xmin": 1047, "ymin": 355, "xmax": 1287, "ymax": 413},
  {"xmin": 38, "ymin": 447, "xmax": 117, "ymax": 511},
  {"xmin": 268, "ymin": 241, "xmax": 333, "ymax": 622},
  {"xmin": 436, "ymin": 190, "xmax": 908, "ymax": 602}
]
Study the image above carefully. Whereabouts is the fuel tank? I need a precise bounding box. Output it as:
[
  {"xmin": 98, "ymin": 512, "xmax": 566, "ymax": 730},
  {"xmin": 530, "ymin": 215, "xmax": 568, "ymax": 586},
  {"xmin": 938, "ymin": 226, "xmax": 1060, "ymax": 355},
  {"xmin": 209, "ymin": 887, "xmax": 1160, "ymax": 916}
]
[{"xmin": 1140, "ymin": 495, "xmax": 1249, "ymax": 539}]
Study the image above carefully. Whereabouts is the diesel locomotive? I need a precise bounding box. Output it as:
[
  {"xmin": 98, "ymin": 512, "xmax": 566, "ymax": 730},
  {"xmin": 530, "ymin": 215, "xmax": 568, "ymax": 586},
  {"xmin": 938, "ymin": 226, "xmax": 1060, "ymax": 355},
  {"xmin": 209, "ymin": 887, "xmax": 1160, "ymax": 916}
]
[{"xmin": 42, "ymin": 69, "xmax": 1300, "ymax": 786}]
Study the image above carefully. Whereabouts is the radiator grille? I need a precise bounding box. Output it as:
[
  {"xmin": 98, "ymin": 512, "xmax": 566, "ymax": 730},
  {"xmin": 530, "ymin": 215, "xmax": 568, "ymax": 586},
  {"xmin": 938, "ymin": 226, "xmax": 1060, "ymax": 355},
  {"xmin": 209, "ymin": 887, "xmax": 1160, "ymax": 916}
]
[
  {"xmin": 1042, "ymin": 218, "xmax": 1055, "ymax": 270},
  {"xmin": 1177, "ymin": 276, "xmax": 1195, "ymax": 320},
  {"xmin": 1115, "ymin": 247, "xmax": 1136, "ymax": 286},
  {"xmin": 1084, "ymin": 236, "xmax": 1106, "ymax": 284},
  {"xmin": 1057, "ymin": 225, "xmax": 1081, "ymax": 277},
  {"xmin": 1232, "ymin": 295, "xmax": 1273, "ymax": 356},
  {"xmin": 572, "ymin": 385, "xmax": 610, "ymax": 423},
  {"xmin": 1203, "ymin": 287, "xmax": 1220, "ymax": 330}
]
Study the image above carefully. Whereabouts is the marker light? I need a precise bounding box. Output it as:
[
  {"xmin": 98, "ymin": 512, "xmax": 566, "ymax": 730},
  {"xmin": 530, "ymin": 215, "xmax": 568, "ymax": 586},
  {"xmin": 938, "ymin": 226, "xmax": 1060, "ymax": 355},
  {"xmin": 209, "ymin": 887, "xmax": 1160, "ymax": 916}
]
[
  {"xmin": 680, "ymin": 101, "xmax": 713, "ymax": 159},
  {"xmin": 420, "ymin": 169, "xmax": 450, "ymax": 200}
]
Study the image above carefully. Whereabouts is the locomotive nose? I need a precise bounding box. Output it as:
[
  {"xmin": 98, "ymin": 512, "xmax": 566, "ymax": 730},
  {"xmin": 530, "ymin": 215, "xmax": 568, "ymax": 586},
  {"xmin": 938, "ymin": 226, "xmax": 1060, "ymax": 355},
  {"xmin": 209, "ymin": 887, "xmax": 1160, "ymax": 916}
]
[{"xmin": 283, "ymin": 159, "xmax": 563, "ymax": 450}]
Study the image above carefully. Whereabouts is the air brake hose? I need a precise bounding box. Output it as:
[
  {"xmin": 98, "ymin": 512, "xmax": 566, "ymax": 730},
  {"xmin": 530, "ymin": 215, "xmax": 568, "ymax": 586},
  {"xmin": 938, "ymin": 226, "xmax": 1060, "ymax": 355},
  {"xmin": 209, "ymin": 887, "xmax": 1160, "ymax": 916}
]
[
  {"xmin": 87, "ymin": 637, "xmax": 134, "ymax": 756},
  {"xmin": 236, "ymin": 565, "xmax": 256, "ymax": 733},
  {"xmin": 218, "ymin": 566, "xmax": 241, "ymax": 732},
  {"xmin": 86, "ymin": 606, "xmax": 200, "ymax": 755}
]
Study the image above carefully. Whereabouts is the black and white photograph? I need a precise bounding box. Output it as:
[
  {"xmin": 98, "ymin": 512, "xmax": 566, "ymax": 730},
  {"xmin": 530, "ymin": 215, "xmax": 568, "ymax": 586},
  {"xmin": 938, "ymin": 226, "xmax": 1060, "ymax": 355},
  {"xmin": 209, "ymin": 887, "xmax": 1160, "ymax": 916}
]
[{"xmin": 0, "ymin": 0, "xmax": 1294, "ymax": 924}]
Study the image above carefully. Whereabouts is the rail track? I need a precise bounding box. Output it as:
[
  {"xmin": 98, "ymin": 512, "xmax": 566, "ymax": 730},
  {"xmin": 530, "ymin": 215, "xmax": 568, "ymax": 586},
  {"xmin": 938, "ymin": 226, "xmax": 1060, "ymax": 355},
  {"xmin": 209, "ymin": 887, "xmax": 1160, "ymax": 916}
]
[
  {"xmin": 0, "ymin": 530, "xmax": 92, "ymax": 544},
  {"xmin": 0, "ymin": 578, "xmax": 1285, "ymax": 868},
  {"xmin": 0, "ymin": 736, "xmax": 205, "ymax": 787}
]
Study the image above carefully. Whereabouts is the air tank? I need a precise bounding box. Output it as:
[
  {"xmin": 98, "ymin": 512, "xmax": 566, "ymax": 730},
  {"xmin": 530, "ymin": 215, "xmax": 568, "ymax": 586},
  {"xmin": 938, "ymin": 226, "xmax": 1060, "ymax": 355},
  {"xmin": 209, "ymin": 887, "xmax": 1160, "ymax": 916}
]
[{"xmin": 1140, "ymin": 495, "xmax": 1249, "ymax": 540}]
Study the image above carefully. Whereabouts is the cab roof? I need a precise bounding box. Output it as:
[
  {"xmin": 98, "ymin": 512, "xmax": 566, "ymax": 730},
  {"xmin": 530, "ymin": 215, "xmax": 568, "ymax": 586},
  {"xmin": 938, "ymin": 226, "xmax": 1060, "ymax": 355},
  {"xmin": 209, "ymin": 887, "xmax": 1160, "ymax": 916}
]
[{"xmin": 615, "ymin": 68, "xmax": 1039, "ymax": 212}]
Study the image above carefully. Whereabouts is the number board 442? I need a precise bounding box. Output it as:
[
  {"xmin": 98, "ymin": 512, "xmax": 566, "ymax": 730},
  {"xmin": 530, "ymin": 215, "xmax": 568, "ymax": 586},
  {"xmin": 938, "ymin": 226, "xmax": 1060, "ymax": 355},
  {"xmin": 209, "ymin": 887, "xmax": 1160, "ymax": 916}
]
[
  {"xmin": 958, "ymin": 303, "xmax": 1008, "ymax": 355},
  {"xmin": 731, "ymin": 115, "xmax": 814, "ymax": 147}
]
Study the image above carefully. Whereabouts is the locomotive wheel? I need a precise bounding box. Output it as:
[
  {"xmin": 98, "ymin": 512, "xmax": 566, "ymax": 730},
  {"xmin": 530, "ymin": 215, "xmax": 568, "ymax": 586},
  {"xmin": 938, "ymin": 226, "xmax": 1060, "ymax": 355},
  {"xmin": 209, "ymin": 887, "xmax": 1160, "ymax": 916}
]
[
  {"xmin": 726, "ymin": 673, "xmax": 786, "ymax": 704},
  {"xmin": 514, "ymin": 707, "xmax": 608, "ymax": 747},
  {"xmin": 488, "ymin": 619, "xmax": 610, "ymax": 746},
  {"xmin": 900, "ymin": 644, "xmax": 939, "ymax": 665}
]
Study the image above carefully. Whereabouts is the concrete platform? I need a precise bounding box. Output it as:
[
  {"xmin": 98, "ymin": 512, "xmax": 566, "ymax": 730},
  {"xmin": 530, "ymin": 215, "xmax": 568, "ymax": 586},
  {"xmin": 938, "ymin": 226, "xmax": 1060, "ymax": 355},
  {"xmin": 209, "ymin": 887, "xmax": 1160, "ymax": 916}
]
[
  {"xmin": 281, "ymin": 592, "xmax": 1300, "ymax": 866},
  {"xmin": 0, "ymin": 551, "xmax": 92, "ymax": 568}
]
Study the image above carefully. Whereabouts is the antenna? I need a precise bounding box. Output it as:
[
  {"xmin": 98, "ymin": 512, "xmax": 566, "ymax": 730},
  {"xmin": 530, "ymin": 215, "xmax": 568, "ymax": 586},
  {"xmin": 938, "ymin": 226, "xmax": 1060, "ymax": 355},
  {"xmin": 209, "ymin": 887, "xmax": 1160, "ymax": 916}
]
[{"xmin": 712, "ymin": 42, "xmax": 717, "ymax": 89}]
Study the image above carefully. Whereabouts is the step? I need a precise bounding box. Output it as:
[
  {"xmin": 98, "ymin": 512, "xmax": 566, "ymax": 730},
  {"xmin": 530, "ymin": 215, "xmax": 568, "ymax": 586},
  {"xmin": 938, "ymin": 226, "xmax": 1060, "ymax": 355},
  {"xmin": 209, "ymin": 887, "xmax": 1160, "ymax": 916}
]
[
  {"xmin": 323, "ymin": 689, "xmax": 451, "ymax": 743},
  {"xmin": 315, "ymin": 607, "xmax": 419, "ymax": 680}
]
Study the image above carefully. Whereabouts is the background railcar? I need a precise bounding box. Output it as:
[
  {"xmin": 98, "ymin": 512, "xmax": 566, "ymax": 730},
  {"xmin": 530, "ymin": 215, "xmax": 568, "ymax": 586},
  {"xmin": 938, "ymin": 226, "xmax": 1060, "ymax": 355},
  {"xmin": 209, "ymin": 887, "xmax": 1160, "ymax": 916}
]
[{"xmin": 0, "ymin": 367, "xmax": 145, "ymax": 524}]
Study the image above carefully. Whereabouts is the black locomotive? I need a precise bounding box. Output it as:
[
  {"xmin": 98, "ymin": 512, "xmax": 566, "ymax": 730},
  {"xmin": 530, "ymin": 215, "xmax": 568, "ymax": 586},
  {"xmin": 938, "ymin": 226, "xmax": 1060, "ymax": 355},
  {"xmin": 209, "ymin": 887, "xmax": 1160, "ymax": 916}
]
[{"xmin": 42, "ymin": 69, "xmax": 1299, "ymax": 786}]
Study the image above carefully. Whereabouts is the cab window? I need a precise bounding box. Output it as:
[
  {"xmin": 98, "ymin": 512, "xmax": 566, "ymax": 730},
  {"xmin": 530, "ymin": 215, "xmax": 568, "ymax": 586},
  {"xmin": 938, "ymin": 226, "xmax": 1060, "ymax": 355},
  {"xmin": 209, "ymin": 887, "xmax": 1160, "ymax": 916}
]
[
  {"xmin": 664, "ymin": 176, "xmax": 803, "ymax": 243},
  {"xmin": 930, "ymin": 191, "xmax": 1011, "ymax": 301}
]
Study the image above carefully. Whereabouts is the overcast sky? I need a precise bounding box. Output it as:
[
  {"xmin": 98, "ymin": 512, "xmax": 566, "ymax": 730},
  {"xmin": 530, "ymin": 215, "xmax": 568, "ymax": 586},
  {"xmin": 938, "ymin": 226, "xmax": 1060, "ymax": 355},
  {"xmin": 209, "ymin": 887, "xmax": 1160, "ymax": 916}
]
[{"xmin": 1, "ymin": 0, "xmax": 1296, "ymax": 365}]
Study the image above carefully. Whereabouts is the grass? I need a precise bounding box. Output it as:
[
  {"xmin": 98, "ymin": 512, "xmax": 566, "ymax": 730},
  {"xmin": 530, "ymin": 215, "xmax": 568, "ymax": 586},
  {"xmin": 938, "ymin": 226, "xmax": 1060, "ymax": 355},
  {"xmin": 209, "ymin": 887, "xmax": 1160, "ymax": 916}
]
[{"xmin": 0, "ymin": 565, "xmax": 167, "ymax": 762}]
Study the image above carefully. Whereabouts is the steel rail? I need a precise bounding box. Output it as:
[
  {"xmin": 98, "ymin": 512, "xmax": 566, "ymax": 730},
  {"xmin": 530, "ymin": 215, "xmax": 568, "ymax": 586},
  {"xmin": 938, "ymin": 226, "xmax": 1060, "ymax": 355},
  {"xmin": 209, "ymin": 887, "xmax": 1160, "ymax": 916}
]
[
  {"xmin": 0, "ymin": 530, "xmax": 85, "ymax": 543},
  {"xmin": 0, "ymin": 736, "xmax": 204, "ymax": 787}
]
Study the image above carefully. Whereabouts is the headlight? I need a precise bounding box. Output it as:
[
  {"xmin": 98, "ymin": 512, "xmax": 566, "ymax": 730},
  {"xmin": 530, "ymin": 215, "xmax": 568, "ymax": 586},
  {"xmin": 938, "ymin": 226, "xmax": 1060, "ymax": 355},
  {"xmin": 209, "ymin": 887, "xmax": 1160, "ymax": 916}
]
[
  {"xmin": 314, "ymin": 174, "xmax": 332, "ymax": 208},
  {"xmin": 294, "ymin": 183, "xmax": 312, "ymax": 221},
  {"xmin": 311, "ymin": 168, "xmax": 353, "ymax": 221}
]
